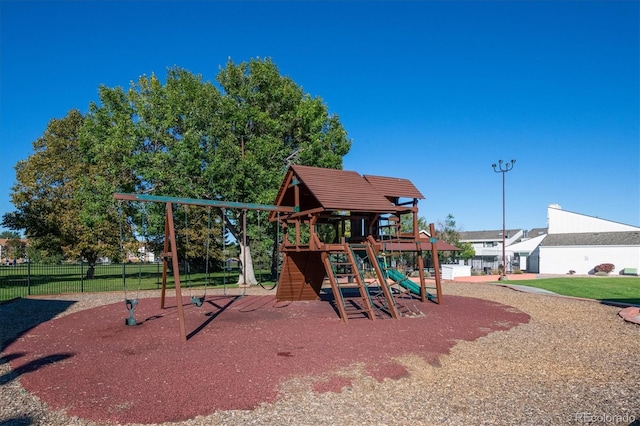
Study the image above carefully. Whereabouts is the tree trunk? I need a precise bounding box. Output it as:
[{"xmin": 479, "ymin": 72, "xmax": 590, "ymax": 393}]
[
  {"xmin": 85, "ymin": 263, "xmax": 96, "ymax": 280},
  {"xmin": 237, "ymin": 243, "xmax": 258, "ymax": 286},
  {"xmin": 84, "ymin": 252, "xmax": 99, "ymax": 280}
]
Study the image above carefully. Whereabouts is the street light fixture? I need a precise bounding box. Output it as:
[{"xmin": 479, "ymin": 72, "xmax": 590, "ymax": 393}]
[{"xmin": 492, "ymin": 159, "xmax": 516, "ymax": 280}]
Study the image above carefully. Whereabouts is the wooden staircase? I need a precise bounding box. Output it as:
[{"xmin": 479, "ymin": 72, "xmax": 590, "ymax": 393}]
[{"xmin": 321, "ymin": 241, "xmax": 400, "ymax": 323}]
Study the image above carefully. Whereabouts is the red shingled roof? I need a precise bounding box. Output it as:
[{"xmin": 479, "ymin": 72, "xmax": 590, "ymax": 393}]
[
  {"xmin": 363, "ymin": 175, "xmax": 424, "ymax": 199},
  {"xmin": 288, "ymin": 165, "xmax": 395, "ymax": 212},
  {"xmin": 272, "ymin": 165, "xmax": 425, "ymax": 215}
]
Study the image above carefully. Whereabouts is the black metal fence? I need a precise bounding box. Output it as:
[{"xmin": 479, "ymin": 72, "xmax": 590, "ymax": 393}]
[{"xmin": 0, "ymin": 262, "xmax": 165, "ymax": 302}]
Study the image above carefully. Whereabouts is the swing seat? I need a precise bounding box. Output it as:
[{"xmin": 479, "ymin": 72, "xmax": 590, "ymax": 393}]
[
  {"xmin": 191, "ymin": 296, "xmax": 204, "ymax": 307},
  {"xmin": 125, "ymin": 298, "xmax": 138, "ymax": 310},
  {"xmin": 125, "ymin": 298, "xmax": 139, "ymax": 326}
]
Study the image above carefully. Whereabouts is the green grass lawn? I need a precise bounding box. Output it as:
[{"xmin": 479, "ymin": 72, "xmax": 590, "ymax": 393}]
[{"xmin": 496, "ymin": 276, "xmax": 640, "ymax": 305}]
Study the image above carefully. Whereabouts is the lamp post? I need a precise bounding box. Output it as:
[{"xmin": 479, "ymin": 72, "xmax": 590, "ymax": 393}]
[{"xmin": 492, "ymin": 159, "xmax": 516, "ymax": 280}]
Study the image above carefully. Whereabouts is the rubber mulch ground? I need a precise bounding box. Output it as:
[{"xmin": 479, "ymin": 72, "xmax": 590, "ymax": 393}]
[{"xmin": 5, "ymin": 294, "xmax": 529, "ymax": 424}]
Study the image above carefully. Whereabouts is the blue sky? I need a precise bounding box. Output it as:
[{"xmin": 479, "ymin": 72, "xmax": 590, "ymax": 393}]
[{"xmin": 1, "ymin": 0, "xmax": 638, "ymax": 234}]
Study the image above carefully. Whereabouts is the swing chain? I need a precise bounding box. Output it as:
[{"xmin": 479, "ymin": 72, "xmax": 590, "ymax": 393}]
[{"xmin": 119, "ymin": 200, "xmax": 141, "ymax": 326}]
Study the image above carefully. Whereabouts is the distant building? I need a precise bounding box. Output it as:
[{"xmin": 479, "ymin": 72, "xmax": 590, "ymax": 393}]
[
  {"xmin": 504, "ymin": 229, "xmax": 547, "ymax": 273},
  {"xmin": 539, "ymin": 204, "xmax": 640, "ymax": 275},
  {"xmin": 125, "ymin": 243, "xmax": 156, "ymax": 263},
  {"xmin": 458, "ymin": 229, "xmax": 523, "ymax": 273},
  {"xmin": 459, "ymin": 204, "xmax": 640, "ymax": 275}
]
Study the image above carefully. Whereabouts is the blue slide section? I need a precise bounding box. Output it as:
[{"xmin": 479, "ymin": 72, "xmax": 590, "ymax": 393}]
[{"xmin": 385, "ymin": 268, "xmax": 421, "ymax": 296}]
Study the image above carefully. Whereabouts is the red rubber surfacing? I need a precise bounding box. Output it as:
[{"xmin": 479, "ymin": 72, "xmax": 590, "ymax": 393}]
[{"xmin": 5, "ymin": 295, "xmax": 529, "ymax": 424}]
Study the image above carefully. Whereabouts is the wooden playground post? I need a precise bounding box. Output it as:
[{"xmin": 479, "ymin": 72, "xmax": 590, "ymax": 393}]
[
  {"xmin": 365, "ymin": 236, "xmax": 400, "ymax": 319},
  {"xmin": 164, "ymin": 202, "xmax": 187, "ymax": 342},
  {"xmin": 429, "ymin": 223, "xmax": 443, "ymax": 305},
  {"xmin": 413, "ymin": 205, "xmax": 429, "ymax": 303},
  {"xmin": 417, "ymin": 246, "xmax": 427, "ymax": 303}
]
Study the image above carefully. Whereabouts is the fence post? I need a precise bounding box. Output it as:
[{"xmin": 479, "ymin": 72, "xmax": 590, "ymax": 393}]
[
  {"xmin": 27, "ymin": 260, "xmax": 31, "ymax": 296},
  {"xmin": 81, "ymin": 261, "xmax": 85, "ymax": 293}
]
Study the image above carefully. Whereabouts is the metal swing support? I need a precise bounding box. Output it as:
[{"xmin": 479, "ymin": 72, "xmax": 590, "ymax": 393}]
[
  {"xmin": 114, "ymin": 192, "xmax": 293, "ymax": 342},
  {"xmin": 191, "ymin": 206, "xmax": 212, "ymax": 307},
  {"xmin": 118, "ymin": 200, "xmax": 143, "ymax": 326}
]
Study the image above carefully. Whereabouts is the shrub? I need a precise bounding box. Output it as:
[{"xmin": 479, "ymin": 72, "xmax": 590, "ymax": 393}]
[
  {"xmin": 594, "ymin": 263, "xmax": 615, "ymax": 274},
  {"xmin": 364, "ymin": 271, "xmax": 376, "ymax": 279}
]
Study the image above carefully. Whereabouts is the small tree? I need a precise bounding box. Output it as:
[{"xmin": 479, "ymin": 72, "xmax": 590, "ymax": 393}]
[
  {"xmin": 5, "ymin": 238, "xmax": 26, "ymax": 261},
  {"xmin": 436, "ymin": 214, "xmax": 462, "ymax": 263},
  {"xmin": 457, "ymin": 241, "xmax": 476, "ymax": 263},
  {"xmin": 398, "ymin": 215, "xmax": 429, "ymax": 270},
  {"xmin": 0, "ymin": 231, "xmax": 20, "ymax": 239}
]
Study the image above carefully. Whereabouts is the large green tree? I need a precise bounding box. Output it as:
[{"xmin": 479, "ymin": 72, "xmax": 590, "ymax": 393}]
[
  {"xmin": 212, "ymin": 58, "xmax": 350, "ymax": 282},
  {"xmin": 81, "ymin": 58, "xmax": 351, "ymax": 284}
]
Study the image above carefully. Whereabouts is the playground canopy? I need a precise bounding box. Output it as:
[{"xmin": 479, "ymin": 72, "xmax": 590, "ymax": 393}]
[{"xmin": 270, "ymin": 164, "xmax": 424, "ymax": 218}]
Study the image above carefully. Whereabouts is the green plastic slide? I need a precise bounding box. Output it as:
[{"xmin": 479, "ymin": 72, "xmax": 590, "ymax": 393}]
[{"xmin": 385, "ymin": 268, "xmax": 421, "ymax": 296}]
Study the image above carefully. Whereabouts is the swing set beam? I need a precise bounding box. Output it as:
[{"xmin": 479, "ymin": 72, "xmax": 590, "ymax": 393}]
[
  {"xmin": 114, "ymin": 193, "xmax": 293, "ymax": 212},
  {"xmin": 114, "ymin": 192, "xmax": 291, "ymax": 342}
]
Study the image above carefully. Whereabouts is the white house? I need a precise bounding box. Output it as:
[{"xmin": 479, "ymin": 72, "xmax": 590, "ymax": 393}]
[
  {"xmin": 539, "ymin": 205, "xmax": 640, "ymax": 275},
  {"xmin": 458, "ymin": 229, "xmax": 523, "ymax": 273}
]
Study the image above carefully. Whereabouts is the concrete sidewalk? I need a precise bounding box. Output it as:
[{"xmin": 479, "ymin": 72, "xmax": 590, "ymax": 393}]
[
  {"xmin": 500, "ymin": 283, "xmax": 558, "ymax": 295},
  {"xmin": 450, "ymin": 273, "xmax": 560, "ymax": 296},
  {"xmin": 452, "ymin": 273, "xmax": 539, "ymax": 283}
]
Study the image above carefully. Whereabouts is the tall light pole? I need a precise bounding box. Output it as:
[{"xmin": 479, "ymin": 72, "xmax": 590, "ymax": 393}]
[{"xmin": 492, "ymin": 159, "xmax": 516, "ymax": 280}]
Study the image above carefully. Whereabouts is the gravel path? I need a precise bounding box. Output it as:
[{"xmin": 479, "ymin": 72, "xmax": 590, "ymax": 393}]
[{"xmin": 1, "ymin": 282, "xmax": 639, "ymax": 426}]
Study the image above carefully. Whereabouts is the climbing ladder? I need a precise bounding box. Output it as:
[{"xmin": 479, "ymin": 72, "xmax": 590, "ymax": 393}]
[
  {"xmin": 375, "ymin": 252, "xmax": 426, "ymax": 317},
  {"xmin": 321, "ymin": 241, "xmax": 400, "ymax": 323},
  {"xmin": 365, "ymin": 235, "xmax": 424, "ymax": 318}
]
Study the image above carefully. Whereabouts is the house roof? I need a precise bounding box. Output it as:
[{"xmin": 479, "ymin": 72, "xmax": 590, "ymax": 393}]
[
  {"xmin": 506, "ymin": 233, "xmax": 546, "ymax": 252},
  {"xmin": 0, "ymin": 238, "xmax": 29, "ymax": 245},
  {"xmin": 525, "ymin": 228, "xmax": 548, "ymax": 238},
  {"xmin": 273, "ymin": 165, "xmax": 422, "ymax": 214},
  {"xmin": 459, "ymin": 229, "xmax": 522, "ymax": 242},
  {"xmin": 540, "ymin": 231, "xmax": 640, "ymax": 247}
]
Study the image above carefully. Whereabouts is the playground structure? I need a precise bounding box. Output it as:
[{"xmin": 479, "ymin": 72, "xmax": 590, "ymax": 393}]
[
  {"xmin": 114, "ymin": 165, "xmax": 451, "ymax": 340},
  {"xmin": 268, "ymin": 165, "xmax": 447, "ymax": 322}
]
